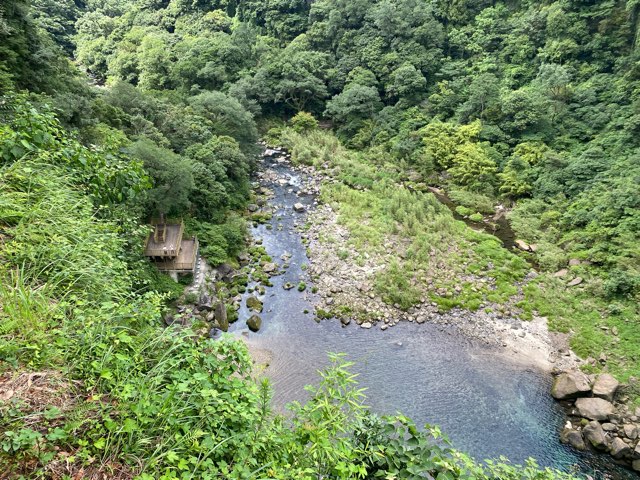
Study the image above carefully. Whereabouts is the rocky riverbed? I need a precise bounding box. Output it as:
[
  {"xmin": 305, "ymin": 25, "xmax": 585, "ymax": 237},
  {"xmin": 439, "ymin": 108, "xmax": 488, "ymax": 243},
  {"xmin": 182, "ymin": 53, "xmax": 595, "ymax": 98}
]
[{"xmin": 263, "ymin": 149, "xmax": 579, "ymax": 374}]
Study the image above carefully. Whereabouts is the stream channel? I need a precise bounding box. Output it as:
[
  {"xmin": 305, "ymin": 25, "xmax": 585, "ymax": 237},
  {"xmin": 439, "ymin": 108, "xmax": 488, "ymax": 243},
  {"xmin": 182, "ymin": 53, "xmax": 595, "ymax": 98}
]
[{"xmin": 228, "ymin": 153, "xmax": 635, "ymax": 479}]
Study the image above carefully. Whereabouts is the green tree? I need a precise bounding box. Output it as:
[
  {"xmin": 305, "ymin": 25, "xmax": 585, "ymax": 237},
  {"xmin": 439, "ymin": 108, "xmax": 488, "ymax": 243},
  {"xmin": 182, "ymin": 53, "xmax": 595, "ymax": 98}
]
[
  {"xmin": 127, "ymin": 138, "xmax": 194, "ymax": 216},
  {"xmin": 188, "ymin": 91, "xmax": 258, "ymax": 153},
  {"xmin": 251, "ymin": 36, "xmax": 330, "ymax": 112},
  {"xmin": 325, "ymin": 84, "xmax": 383, "ymax": 137}
]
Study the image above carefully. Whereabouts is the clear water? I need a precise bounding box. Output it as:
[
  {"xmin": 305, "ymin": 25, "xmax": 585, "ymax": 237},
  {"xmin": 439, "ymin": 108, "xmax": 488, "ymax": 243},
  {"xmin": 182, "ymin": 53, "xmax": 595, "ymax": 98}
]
[{"xmin": 228, "ymin": 158, "xmax": 636, "ymax": 479}]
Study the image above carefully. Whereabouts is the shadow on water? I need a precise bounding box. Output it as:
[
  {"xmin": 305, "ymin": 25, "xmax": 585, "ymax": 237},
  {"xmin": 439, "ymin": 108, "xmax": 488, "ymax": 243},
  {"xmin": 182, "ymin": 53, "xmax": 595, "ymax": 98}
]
[{"xmin": 228, "ymin": 156, "xmax": 635, "ymax": 479}]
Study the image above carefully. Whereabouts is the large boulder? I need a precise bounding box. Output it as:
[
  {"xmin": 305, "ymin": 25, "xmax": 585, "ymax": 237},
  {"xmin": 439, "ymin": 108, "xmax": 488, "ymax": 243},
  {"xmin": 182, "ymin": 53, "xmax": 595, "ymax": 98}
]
[
  {"xmin": 567, "ymin": 277, "xmax": 584, "ymax": 287},
  {"xmin": 592, "ymin": 374, "xmax": 619, "ymax": 402},
  {"xmin": 247, "ymin": 314, "xmax": 262, "ymax": 332},
  {"xmin": 583, "ymin": 421, "xmax": 607, "ymax": 450},
  {"xmin": 575, "ymin": 397, "xmax": 615, "ymax": 421},
  {"xmin": 293, "ymin": 203, "xmax": 306, "ymax": 213},
  {"xmin": 263, "ymin": 262, "xmax": 277, "ymax": 274},
  {"xmin": 214, "ymin": 302, "xmax": 228, "ymax": 332},
  {"xmin": 198, "ymin": 293, "xmax": 214, "ymax": 311},
  {"xmin": 609, "ymin": 437, "xmax": 631, "ymax": 459},
  {"xmin": 560, "ymin": 428, "xmax": 586, "ymax": 450},
  {"xmin": 246, "ymin": 295, "xmax": 263, "ymax": 312},
  {"xmin": 624, "ymin": 424, "xmax": 639, "ymax": 440},
  {"xmin": 551, "ymin": 371, "xmax": 592, "ymax": 400}
]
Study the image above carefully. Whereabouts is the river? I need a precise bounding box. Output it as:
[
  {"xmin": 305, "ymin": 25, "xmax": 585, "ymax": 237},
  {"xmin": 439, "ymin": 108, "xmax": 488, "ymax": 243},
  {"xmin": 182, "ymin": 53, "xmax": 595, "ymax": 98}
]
[{"xmin": 228, "ymin": 153, "xmax": 635, "ymax": 479}]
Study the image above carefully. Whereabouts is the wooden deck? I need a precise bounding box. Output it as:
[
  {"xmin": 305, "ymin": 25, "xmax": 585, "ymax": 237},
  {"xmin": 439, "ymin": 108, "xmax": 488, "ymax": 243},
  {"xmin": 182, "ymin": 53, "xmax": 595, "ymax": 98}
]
[
  {"xmin": 154, "ymin": 238, "xmax": 199, "ymax": 273},
  {"xmin": 144, "ymin": 222, "xmax": 184, "ymax": 258}
]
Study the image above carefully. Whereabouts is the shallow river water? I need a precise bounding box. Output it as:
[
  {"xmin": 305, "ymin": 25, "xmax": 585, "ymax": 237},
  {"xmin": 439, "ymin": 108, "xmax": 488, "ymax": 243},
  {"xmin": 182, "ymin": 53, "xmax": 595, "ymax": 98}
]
[{"xmin": 229, "ymin": 156, "xmax": 635, "ymax": 479}]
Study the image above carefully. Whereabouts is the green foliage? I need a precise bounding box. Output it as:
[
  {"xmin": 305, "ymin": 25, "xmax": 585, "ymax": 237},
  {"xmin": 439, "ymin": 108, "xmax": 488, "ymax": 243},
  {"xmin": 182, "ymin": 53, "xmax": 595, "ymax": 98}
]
[
  {"xmin": 188, "ymin": 215, "xmax": 247, "ymax": 266},
  {"xmin": 289, "ymin": 111, "xmax": 318, "ymax": 133},
  {"xmin": 128, "ymin": 138, "xmax": 194, "ymax": 216},
  {"xmin": 2, "ymin": 0, "xmax": 639, "ymax": 475}
]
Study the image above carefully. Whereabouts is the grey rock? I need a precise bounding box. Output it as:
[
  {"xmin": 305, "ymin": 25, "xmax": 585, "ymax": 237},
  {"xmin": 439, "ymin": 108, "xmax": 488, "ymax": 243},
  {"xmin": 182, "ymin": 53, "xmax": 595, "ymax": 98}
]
[
  {"xmin": 340, "ymin": 317, "xmax": 351, "ymax": 326},
  {"xmin": 583, "ymin": 421, "xmax": 607, "ymax": 450},
  {"xmin": 515, "ymin": 239, "xmax": 530, "ymax": 251},
  {"xmin": 575, "ymin": 397, "xmax": 615, "ymax": 421},
  {"xmin": 215, "ymin": 302, "xmax": 229, "ymax": 332},
  {"xmin": 263, "ymin": 262, "xmax": 277, "ymax": 273},
  {"xmin": 624, "ymin": 424, "xmax": 638, "ymax": 440},
  {"xmin": 554, "ymin": 269, "xmax": 569, "ymax": 277},
  {"xmin": 609, "ymin": 437, "xmax": 631, "ymax": 459},
  {"xmin": 246, "ymin": 314, "xmax": 262, "ymax": 332},
  {"xmin": 602, "ymin": 423, "xmax": 618, "ymax": 432},
  {"xmin": 293, "ymin": 203, "xmax": 306, "ymax": 213},
  {"xmin": 560, "ymin": 428, "xmax": 586, "ymax": 450},
  {"xmin": 567, "ymin": 277, "xmax": 584, "ymax": 287},
  {"xmin": 551, "ymin": 371, "xmax": 592, "ymax": 400},
  {"xmin": 198, "ymin": 293, "xmax": 214, "ymax": 311},
  {"xmin": 592, "ymin": 374, "xmax": 619, "ymax": 402},
  {"xmin": 361, "ymin": 322, "xmax": 372, "ymax": 329},
  {"xmin": 247, "ymin": 204, "xmax": 259, "ymax": 212}
]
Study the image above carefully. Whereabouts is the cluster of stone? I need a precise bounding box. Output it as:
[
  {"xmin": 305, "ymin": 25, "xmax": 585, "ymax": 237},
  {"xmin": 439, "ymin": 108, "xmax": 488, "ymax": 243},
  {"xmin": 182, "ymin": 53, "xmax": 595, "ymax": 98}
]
[{"xmin": 552, "ymin": 370, "xmax": 640, "ymax": 471}]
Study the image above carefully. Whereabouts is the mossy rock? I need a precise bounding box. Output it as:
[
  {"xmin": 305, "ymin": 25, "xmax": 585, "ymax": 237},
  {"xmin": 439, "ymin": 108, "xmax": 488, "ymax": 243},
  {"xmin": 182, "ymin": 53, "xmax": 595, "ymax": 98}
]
[{"xmin": 246, "ymin": 295, "xmax": 263, "ymax": 312}]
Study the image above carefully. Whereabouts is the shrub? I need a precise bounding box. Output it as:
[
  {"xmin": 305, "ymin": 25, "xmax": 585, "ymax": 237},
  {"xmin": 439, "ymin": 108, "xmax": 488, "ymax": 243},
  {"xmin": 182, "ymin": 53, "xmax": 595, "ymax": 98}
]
[{"xmin": 290, "ymin": 111, "xmax": 319, "ymax": 133}]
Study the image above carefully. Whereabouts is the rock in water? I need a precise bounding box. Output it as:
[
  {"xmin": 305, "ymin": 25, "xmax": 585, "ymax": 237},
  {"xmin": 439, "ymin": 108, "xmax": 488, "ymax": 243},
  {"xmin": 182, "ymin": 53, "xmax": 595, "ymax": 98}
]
[
  {"xmin": 592, "ymin": 374, "xmax": 619, "ymax": 402},
  {"xmin": 247, "ymin": 314, "xmax": 262, "ymax": 332},
  {"xmin": 583, "ymin": 421, "xmax": 607, "ymax": 450},
  {"xmin": 575, "ymin": 397, "xmax": 615, "ymax": 421},
  {"xmin": 263, "ymin": 263, "xmax": 277, "ymax": 274},
  {"xmin": 361, "ymin": 322, "xmax": 372, "ymax": 329},
  {"xmin": 560, "ymin": 428, "xmax": 586, "ymax": 450},
  {"xmin": 551, "ymin": 371, "xmax": 592, "ymax": 399},
  {"xmin": 246, "ymin": 295, "xmax": 263, "ymax": 312},
  {"xmin": 293, "ymin": 203, "xmax": 306, "ymax": 213},
  {"xmin": 610, "ymin": 437, "xmax": 631, "ymax": 459},
  {"xmin": 215, "ymin": 302, "xmax": 229, "ymax": 332}
]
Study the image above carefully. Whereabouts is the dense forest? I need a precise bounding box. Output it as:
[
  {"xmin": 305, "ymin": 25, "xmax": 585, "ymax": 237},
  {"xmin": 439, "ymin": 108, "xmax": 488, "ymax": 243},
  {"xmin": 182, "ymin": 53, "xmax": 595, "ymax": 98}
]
[{"xmin": 0, "ymin": 0, "xmax": 639, "ymax": 478}]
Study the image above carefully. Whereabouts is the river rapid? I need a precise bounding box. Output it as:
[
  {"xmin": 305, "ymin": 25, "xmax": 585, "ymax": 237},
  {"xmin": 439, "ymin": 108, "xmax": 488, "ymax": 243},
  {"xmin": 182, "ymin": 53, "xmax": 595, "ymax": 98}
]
[{"xmin": 228, "ymin": 153, "xmax": 635, "ymax": 479}]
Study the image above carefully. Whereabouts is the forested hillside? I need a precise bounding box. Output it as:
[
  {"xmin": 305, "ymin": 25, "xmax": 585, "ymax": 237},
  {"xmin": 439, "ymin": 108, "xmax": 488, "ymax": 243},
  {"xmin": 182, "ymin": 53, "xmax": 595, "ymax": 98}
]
[
  {"xmin": 0, "ymin": 0, "xmax": 638, "ymax": 478},
  {"xmin": 58, "ymin": 0, "xmax": 639, "ymax": 297}
]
